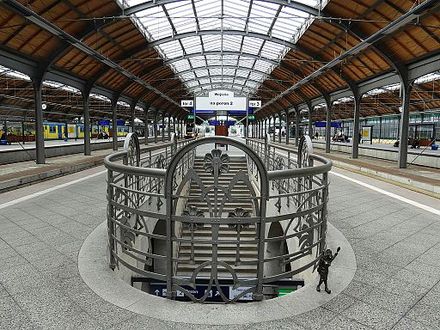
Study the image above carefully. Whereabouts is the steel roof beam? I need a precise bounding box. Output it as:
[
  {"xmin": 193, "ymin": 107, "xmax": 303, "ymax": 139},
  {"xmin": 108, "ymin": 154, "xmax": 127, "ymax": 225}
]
[
  {"xmin": 258, "ymin": 0, "xmax": 439, "ymax": 112},
  {"xmin": 149, "ymin": 30, "xmax": 298, "ymax": 49},
  {"xmin": 2, "ymin": 0, "xmax": 183, "ymax": 111}
]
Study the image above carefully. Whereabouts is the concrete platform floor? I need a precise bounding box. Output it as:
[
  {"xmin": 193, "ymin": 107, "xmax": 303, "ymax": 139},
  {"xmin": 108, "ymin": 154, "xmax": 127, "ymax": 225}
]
[
  {"xmin": 0, "ymin": 137, "xmax": 125, "ymax": 152},
  {"xmin": 0, "ymin": 164, "xmax": 439, "ymax": 329}
]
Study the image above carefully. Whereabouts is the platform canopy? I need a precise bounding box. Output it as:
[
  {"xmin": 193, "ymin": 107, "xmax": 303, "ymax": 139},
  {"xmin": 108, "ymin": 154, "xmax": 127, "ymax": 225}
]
[{"xmin": 120, "ymin": 0, "xmax": 322, "ymax": 97}]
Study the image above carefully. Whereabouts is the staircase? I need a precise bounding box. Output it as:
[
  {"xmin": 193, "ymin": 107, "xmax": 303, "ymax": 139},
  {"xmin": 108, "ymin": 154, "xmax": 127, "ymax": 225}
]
[{"xmin": 176, "ymin": 156, "xmax": 258, "ymax": 279}]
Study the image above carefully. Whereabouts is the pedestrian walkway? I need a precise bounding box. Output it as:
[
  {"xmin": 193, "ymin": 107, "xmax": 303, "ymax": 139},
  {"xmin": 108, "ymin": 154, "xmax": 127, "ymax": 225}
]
[
  {"xmin": 0, "ymin": 159, "xmax": 439, "ymax": 328},
  {"xmin": 272, "ymin": 140, "xmax": 440, "ymax": 198},
  {"xmin": 0, "ymin": 139, "xmax": 171, "ymax": 192}
]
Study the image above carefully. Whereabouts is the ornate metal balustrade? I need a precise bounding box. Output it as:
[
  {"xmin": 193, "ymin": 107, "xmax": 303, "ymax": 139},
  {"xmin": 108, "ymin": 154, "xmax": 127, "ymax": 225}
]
[{"xmin": 104, "ymin": 134, "xmax": 332, "ymax": 303}]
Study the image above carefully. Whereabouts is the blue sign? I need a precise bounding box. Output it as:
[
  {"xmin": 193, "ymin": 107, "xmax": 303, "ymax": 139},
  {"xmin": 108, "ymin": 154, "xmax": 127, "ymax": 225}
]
[
  {"xmin": 98, "ymin": 120, "xmax": 110, "ymax": 126},
  {"xmin": 315, "ymin": 121, "xmax": 341, "ymax": 128},
  {"xmin": 117, "ymin": 119, "xmax": 125, "ymax": 126}
]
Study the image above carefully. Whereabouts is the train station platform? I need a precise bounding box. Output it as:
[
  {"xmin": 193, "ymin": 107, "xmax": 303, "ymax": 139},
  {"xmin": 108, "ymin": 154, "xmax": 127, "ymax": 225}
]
[
  {"xmin": 312, "ymin": 140, "xmax": 440, "ymax": 169},
  {"xmin": 0, "ymin": 137, "xmax": 168, "ymax": 192},
  {"xmin": 271, "ymin": 140, "xmax": 440, "ymax": 198},
  {"xmin": 0, "ymin": 137, "xmax": 439, "ymax": 329}
]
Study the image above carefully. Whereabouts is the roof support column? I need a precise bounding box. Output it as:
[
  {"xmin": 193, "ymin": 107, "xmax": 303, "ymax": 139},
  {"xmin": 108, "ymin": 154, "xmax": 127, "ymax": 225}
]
[
  {"xmin": 307, "ymin": 103, "xmax": 313, "ymax": 138},
  {"xmin": 144, "ymin": 106, "xmax": 150, "ymax": 145},
  {"xmin": 153, "ymin": 111, "xmax": 158, "ymax": 143},
  {"xmin": 161, "ymin": 112, "xmax": 165, "ymax": 142},
  {"xmin": 111, "ymin": 97, "xmax": 118, "ymax": 151},
  {"xmin": 173, "ymin": 116, "xmax": 176, "ymax": 137},
  {"xmin": 398, "ymin": 81, "xmax": 412, "ymax": 168},
  {"xmin": 167, "ymin": 113, "xmax": 171, "ymax": 140},
  {"xmin": 324, "ymin": 96, "xmax": 332, "ymax": 153},
  {"xmin": 295, "ymin": 109, "xmax": 300, "ymax": 147},
  {"xmin": 285, "ymin": 110, "xmax": 290, "ymax": 145},
  {"xmin": 278, "ymin": 112, "xmax": 282, "ymax": 143},
  {"xmin": 351, "ymin": 91, "xmax": 362, "ymax": 159},
  {"xmin": 130, "ymin": 103, "xmax": 136, "ymax": 133},
  {"xmin": 32, "ymin": 78, "xmax": 45, "ymax": 164},
  {"xmin": 272, "ymin": 115, "xmax": 276, "ymax": 142},
  {"xmin": 82, "ymin": 91, "xmax": 91, "ymax": 156}
]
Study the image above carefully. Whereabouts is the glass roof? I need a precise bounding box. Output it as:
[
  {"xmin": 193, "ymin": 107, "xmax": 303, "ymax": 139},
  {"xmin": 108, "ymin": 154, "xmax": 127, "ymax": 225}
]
[{"xmin": 118, "ymin": 0, "xmax": 326, "ymax": 96}]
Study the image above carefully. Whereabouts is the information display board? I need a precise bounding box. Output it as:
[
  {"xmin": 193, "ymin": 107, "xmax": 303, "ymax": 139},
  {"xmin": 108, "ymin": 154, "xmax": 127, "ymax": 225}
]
[{"xmin": 196, "ymin": 90, "xmax": 247, "ymax": 111}]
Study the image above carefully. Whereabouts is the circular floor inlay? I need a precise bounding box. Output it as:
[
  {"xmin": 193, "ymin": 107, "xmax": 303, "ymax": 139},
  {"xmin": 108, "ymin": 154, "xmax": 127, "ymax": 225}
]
[{"xmin": 78, "ymin": 221, "xmax": 356, "ymax": 325}]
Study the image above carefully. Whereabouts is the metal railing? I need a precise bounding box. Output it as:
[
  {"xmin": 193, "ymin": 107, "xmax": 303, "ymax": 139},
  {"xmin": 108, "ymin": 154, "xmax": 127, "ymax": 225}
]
[{"xmin": 104, "ymin": 134, "xmax": 332, "ymax": 303}]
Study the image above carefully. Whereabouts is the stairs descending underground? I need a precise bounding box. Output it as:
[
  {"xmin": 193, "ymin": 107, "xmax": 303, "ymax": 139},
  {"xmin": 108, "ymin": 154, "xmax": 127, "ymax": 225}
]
[{"xmin": 176, "ymin": 156, "xmax": 258, "ymax": 279}]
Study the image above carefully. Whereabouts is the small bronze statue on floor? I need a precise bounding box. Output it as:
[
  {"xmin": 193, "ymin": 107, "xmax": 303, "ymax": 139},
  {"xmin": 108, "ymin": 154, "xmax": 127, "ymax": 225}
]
[{"xmin": 316, "ymin": 247, "xmax": 340, "ymax": 294}]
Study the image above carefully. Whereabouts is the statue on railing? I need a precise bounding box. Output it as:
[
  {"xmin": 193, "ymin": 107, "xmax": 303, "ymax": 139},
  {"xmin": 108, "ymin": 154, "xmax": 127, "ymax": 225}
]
[{"xmin": 316, "ymin": 247, "xmax": 340, "ymax": 294}]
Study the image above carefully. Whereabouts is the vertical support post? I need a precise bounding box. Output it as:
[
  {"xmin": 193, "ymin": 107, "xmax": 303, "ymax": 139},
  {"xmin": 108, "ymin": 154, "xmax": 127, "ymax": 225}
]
[
  {"xmin": 307, "ymin": 103, "xmax": 313, "ymax": 138},
  {"xmin": 83, "ymin": 91, "xmax": 91, "ymax": 155},
  {"xmin": 130, "ymin": 103, "xmax": 136, "ymax": 133},
  {"xmin": 32, "ymin": 78, "xmax": 45, "ymax": 164},
  {"xmin": 154, "ymin": 111, "xmax": 158, "ymax": 143},
  {"xmin": 144, "ymin": 107, "xmax": 149, "ymax": 145},
  {"xmin": 295, "ymin": 109, "xmax": 300, "ymax": 147},
  {"xmin": 285, "ymin": 110, "xmax": 290, "ymax": 144},
  {"xmin": 161, "ymin": 112, "xmax": 165, "ymax": 142},
  {"xmin": 352, "ymin": 92, "xmax": 362, "ymax": 159},
  {"xmin": 111, "ymin": 98, "xmax": 118, "ymax": 151},
  {"xmin": 167, "ymin": 113, "xmax": 171, "ymax": 140},
  {"xmin": 173, "ymin": 117, "xmax": 176, "ymax": 137},
  {"xmin": 325, "ymin": 97, "xmax": 332, "ymax": 153},
  {"xmin": 278, "ymin": 112, "xmax": 282, "ymax": 143},
  {"xmin": 398, "ymin": 82, "xmax": 412, "ymax": 168},
  {"xmin": 272, "ymin": 115, "xmax": 276, "ymax": 142}
]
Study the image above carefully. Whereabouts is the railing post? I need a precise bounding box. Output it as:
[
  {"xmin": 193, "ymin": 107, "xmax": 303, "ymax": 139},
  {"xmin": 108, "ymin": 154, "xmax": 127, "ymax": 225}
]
[{"xmin": 107, "ymin": 169, "xmax": 116, "ymax": 270}]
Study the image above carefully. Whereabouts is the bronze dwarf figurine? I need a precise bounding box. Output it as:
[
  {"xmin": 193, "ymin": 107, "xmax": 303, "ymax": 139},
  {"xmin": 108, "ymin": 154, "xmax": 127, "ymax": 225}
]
[{"xmin": 316, "ymin": 247, "xmax": 340, "ymax": 294}]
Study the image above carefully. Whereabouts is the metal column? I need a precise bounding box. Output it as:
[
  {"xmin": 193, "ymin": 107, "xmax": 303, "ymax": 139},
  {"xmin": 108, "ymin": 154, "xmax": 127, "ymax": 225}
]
[
  {"xmin": 295, "ymin": 110, "xmax": 300, "ymax": 146},
  {"xmin": 307, "ymin": 104, "xmax": 313, "ymax": 137},
  {"xmin": 144, "ymin": 107, "xmax": 149, "ymax": 145},
  {"xmin": 161, "ymin": 112, "xmax": 165, "ymax": 142},
  {"xmin": 83, "ymin": 91, "xmax": 91, "ymax": 156},
  {"xmin": 272, "ymin": 115, "xmax": 276, "ymax": 142},
  {"xmin": 130, "ymin": 103, "xmax": 136, "ymax": 133},
  {"xmin": 398, "ymin": 83, "xmax": 412, "ymax": 168},
  {"xmin": 154, "ymin": 111, "xmax": 158, "ymax": 143},
  {"xmin": 278, "ymin": 112, "xmax": 282, "ymax": 143},
  {"xmin": 285, "ymin": 110, "xmax": 290, "ymax": 144},
  {"xmin": 167, "ymin": 114, "xmax": 171, "ymax": 140},
  {"xmin": 352, "ymin": 93, "xmax": 362, "ymax": 159},
  {"xmin": 111, "ymin": 99, "xmax": 118, "ymax": 151},
  {"xmin": 32, "ymin": 79, "xmax": 45, "ymax": 164},
  {"xmin": 325, "ymin": 100, "xmax": 332, "ymax": 153}
]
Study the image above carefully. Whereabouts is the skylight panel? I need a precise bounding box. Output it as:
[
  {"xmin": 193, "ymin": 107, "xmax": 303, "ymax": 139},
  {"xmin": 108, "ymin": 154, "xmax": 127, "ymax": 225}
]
[
  {"xmin": 248, "ymin": 1, "xmax": 280, "ymax": 35},
  {"xmin": 238, "ymin": 57, "xmax": 255, "ymax": 69},
  {"xmin": 120, "ymin": 0, "xmax": 326, "ymax": 97},
  {"xmin": 137, "ymin": 7, "xmax": 171, "ymax": 41},
  {"xmin": 241, "ymin": 37, "xmax": 264, "ymax": 55},
  {"xmin": 236, "ymin": 69, "xmax": 250, "ymax": 78},
  {"xmin": 194, "ymin": 68, "xmax": 210, "ymax": 77},
  {"xmin": 158, "ymin": 41, "xmax": 183, "ymax": 59},
  {"xmin": 180, "ymin": 36, "xmax": 203, "ymax": 54},
  {"xmin": 166, "ymin": 2, "xmax": 197, "ymax": 34},
  {"xmin": 222, "ymin": 35, "xmax": 243, "ymax": 52},
  {"xmin": 186, "ymin": 80, "xmax": 199, "ymax": 88},
  {"xmin": 260, "ymin": 41, "xmax": 286, "ymax": 59},
  {"xmin": 180, "ymin": 72, "xmax": 196, "ymax": 80},
  {"xmin": 199, "ymin": 78, "xmax": 211, "ymax": 85},
  {"xmin": 415, "ymin": 72, "xmax": 440, "ymax": 84},
  {"xmin": 171, "ymin": 59, "xmax": 191, "ymax": 72},
  {"xmin": 249, "ymin": 72, "xmax": 264, "ymax": 82},
  {"xmin": 202, "ymin": 35, "xmax": 221, "ymax": 52},
  {"xmin": 254, "ymin": 59, "xmax": 273, "ymax": 73}
]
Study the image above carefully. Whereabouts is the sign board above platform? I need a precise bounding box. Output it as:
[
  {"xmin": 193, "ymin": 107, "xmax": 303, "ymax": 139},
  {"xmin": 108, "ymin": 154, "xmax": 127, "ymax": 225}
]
[
  {"xmin": 181, "ymin": 100, "xmax": 193, "ymax": 107},
  {"xmin": 196, "ymin": 90, "xmax": 247, "ymax": 111}
]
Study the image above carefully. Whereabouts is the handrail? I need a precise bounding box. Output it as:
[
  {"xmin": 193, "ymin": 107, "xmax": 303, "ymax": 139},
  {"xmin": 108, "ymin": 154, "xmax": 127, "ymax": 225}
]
[{"xmin": 104, "ymin": 134, "xmax": 332, "ymax": 304}]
